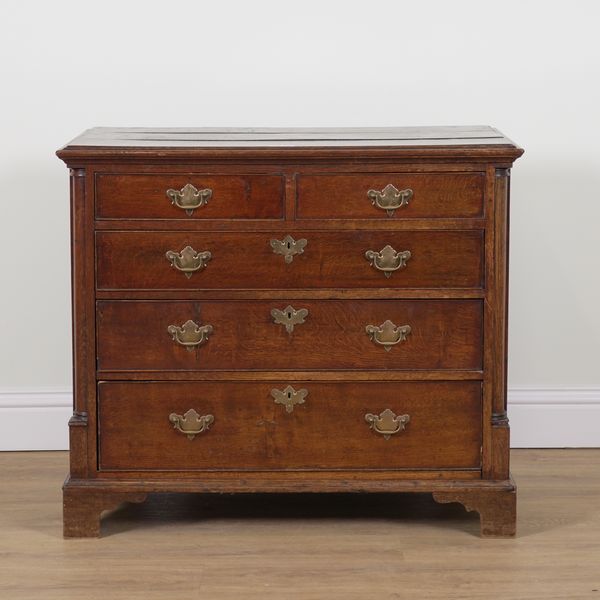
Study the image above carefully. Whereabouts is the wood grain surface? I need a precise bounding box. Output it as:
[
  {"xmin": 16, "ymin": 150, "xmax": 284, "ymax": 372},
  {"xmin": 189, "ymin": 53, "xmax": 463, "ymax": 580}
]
[
  {"xmin": 96, "ymin": 299, "xmax": 483, "ymax": 372},
  {"xmin": 0, "ymin": 450, "xmax": 597, "ymax": 600},
  {"xmin": 56, "ymin": 126, "xmax": 524, "ymax": 161},
  {"xmin": 62, "ymin": 125, "xmax": 516, "ymax": 145},
  {"xmin": 296, "ymin": 172, "xmax": 484, "ymax": 219},
  {"xmin": 96, "ymin": 173, "xmax": 284, "ymax": 219},
  {"xmin": 97, "ymin": 380, "xmax": 482, "ymax": 471},
  {"xmin": 96, "ymin": 229, "xmax": 484, "ymax": 290}
]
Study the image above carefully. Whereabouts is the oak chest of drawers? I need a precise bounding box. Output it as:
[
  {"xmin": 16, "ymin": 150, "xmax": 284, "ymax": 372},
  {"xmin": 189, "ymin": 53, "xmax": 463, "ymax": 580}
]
[{"xmin": 57, "ymin": 126, "xmax": 523, "ymax": 537}]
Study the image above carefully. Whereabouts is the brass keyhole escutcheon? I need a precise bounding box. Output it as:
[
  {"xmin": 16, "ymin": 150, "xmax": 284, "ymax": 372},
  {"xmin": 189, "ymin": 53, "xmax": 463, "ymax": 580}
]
[
  {"xmin": 270, "ymin": 235, "xmax": 308, "ymax": 264},
  {"xmin": 271, "ymin": 305, "xmax": 309, "ymax": 334},
  {"xmin": 271, "ymin": 385, "xmax": 308, "ymax": 413}
]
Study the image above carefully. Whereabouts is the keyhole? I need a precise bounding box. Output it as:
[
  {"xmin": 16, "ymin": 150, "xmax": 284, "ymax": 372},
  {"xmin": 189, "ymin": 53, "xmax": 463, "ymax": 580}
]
[
  {"xmin": 286, "ymin": 241, "xmax": 291, "ymax": 250},
  {"xmin": 287, "ymin": 392, "xmax": 292, "ymax": 399},
  {"xmin": 287, "ymin": 312, "xmax": 292, "ymax": 319}
]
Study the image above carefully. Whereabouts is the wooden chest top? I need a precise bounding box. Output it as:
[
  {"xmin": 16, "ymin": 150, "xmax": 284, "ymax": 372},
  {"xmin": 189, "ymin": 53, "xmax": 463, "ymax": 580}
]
[{"xmin": 57, "ymin": 126, "xmax": 523, "ymax": 161}]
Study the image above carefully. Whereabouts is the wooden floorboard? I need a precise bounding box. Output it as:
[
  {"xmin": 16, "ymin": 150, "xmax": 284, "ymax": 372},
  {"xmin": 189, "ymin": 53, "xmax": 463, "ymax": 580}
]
[{"xmin": 0, "ymin": 450, "xmax": 598, "ymax": 599}]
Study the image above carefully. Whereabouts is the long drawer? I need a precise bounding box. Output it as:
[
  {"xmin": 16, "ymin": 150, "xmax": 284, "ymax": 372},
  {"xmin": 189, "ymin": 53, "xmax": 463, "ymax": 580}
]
[
  {"xmin": 96, "ymin": 230, "xmax": 484, "ymax": 290},
  {"xmin": 95, "ymin": 173, "xmax": 284, "ymax": 219},
  {"xmin": 96, "ymin": 299, "xmax": 483, "ymax": 372},
  {"xmin": 296, "ymin": 172, "xmax": 484, "ymax": 219},
  {"xmin": 98, "ymin": 381, "xmax": 482, "ymax": 471}
]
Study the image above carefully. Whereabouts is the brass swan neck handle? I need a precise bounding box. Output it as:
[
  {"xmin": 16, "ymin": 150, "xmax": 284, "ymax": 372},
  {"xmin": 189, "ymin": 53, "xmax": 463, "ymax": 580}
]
[
  {"xmin": 166, "ymin": 183, "xmax": 213, "ymax": 216},
  {"xmin": 365, "ymin": 409, "xmax": 410, "ymax": 440},
  {"xmin": 365, "ymin": 320, "xmax": 411, "ymax": 351},
  {"xmin": 167, "ymin": 319, "xmax": 213, "ymax": 350},
  {"xmin": 367, "ymin": 184, "xmax": 413, "ymax": 217},
  {"xmin": 365, "ymin": 245, "xmax": 411, "ymax": 278},
  {"xmin": 165, "ymin": 245, "xmax": 212, "ymax": 278},
  {"xmin": 169, "ymin": 409, "xmax": 214, "ymax": 440}
]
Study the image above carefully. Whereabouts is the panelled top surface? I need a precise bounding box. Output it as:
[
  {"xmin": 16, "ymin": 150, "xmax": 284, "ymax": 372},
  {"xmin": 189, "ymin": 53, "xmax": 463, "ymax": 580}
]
[{"xmin": 57, "ymin": 126, "xmax": 523, "ymax": 160}]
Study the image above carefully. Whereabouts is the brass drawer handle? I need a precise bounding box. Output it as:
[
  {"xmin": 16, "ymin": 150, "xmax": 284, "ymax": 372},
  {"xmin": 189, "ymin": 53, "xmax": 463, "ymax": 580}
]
[
  {"xmin": 167, "ymin": 319, "xmax": 213, "ymax": 351},
  {"xmin": 166, "ymin": 183, "xmax": 212, "ymax": 216},
  {"xmin": 365, "ymin": 409, "xmax": 410, "ymax": 440},
  {"xmin": 365, "ymin": 245, "xmax": 411, "ymax": 278},
  {"xmin": 271, "ymin": 305, "xmax": 309, "ymax": 334},
  {"xmin": 165, "ymin": 245, "xmax": 212, "ymax": 278},
  {"xmin": 365, "ymin": 320, "xmax": 411, "ymax": 351},
  {"xmin": 271, "ymin": 385, "xmax": 308, "ymax": 413},
  {"xmin": 367, "ymin": 184, "xmax": 413, "ymax": 217},
  {"xmin": 169, "ymin": 409, "xmax": 214, "ymax": 440},
  {"xmin": 270, "ymin": 235, "xmax": 307, "ymax": 264}
]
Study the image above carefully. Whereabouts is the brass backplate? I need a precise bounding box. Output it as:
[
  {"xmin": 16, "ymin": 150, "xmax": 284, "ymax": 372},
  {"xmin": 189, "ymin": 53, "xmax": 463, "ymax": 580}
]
[
  {"xmin": 167, "ymin": 319, "xmax": 213, "ymax": 351},
  {"xmin": 367, "ymin": 184, "xmax": 413, "ymax": 217},
  {"xmin": 165, "ymin": 245, "xmax": 212, "ymax": 278},
  {"xmin": 365, "ymin": 245, "xmax": 411, "ymax": 278},
  {"xmin": 166, "ymin": 183, "xmax": 213, "ymax": 216},
  {"xmin": 270, "ymin": 235, "xmax": 307, "ymax": 264},
  {"xmin": 365, "ymin": 409, "xmax": 410, "ymax": 440},
  {"xmin": 271, "ymin": 305, "xmax": 309, "ymax": 333},
  {"xmin": 365, "ymin": 320, "xmax": 411, "ymax": 351},
  {"xmin": 169, "ymin": 409, "xmax": 214, "ymax": 440},
  {"xmin": 271, "ymin": 385, "xmax": 308, "ymax": 413}
]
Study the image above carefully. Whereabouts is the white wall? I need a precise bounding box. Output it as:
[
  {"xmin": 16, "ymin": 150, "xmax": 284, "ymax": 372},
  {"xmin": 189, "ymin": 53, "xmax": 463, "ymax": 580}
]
[{"xmin": 1, "ymin": 0, "xmax": 599, "ymax": 448}]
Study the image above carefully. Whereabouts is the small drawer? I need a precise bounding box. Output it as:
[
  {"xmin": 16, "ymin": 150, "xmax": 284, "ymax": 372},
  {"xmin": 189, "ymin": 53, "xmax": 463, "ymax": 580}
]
[
  {"xmin": 98, "ymin": 381, "xmax": 482, "ymax": 471},
  {"xmin": 96, "ymin": 230, "xmax": 484, "ymax": 290},
  {"xmin": 296, "ymin": 172, "xmax": 484, "ymax": 219},
  {"xmin": 96, "ymin": 299, "xmax": 483, "ymax": 372},
  {"xmin": 95, "ymin": 173, "xmax": 284, "ymax": 219}
]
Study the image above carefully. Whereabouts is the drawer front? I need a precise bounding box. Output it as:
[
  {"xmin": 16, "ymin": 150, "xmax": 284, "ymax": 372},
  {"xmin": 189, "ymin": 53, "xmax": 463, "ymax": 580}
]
[
  {"xmin": 95, "ymin": 174, "xmax": 284, "ymax": 219},
  {"xmin": 96, "ymin": 299, "xmax": 483, "ymax": 371},
  {"xmin": 296, "ymin": 172, "xmax": 484, "ymax": 219},
  {"xmin": 98, "ymin": 381, "xmax": 482, "ymax": 471},
  {"xmin": 96, "ymin": 230, "xmax": 484, "ymax": 290}
]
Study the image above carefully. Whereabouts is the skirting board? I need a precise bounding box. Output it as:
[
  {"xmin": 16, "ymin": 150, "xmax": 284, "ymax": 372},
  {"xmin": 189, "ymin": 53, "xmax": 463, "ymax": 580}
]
[
  {"xmin": 0, "ymin": 391, "xmax": 72, "ymax": 451},
  {"xmin": 0, "ymin": 388, "xmax": 599, "ymax": 451}
]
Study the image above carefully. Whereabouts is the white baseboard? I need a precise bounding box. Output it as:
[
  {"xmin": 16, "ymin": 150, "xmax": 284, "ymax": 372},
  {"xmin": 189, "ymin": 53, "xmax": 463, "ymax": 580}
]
[
  {"xmin": 0, "ymin": 388, "xmax": 598, "ymax": 451},
  {"xmin": 0, "ymin": 391, "xmax": 71, "ymax": 451},
  {"xmin": 508, "ymin": 388, "xmax": 600, "ymax": 447}
]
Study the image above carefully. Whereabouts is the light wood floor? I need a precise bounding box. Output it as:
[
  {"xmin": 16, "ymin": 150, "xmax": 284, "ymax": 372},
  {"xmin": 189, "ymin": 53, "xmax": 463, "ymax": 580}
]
[{"xmin": 0, "ymin": 450, "xmax": 599, "ymax": 599}]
